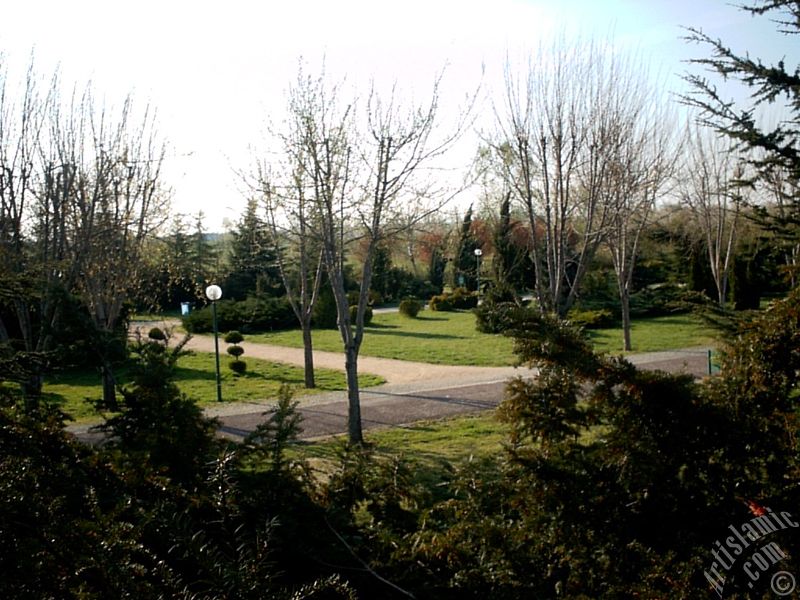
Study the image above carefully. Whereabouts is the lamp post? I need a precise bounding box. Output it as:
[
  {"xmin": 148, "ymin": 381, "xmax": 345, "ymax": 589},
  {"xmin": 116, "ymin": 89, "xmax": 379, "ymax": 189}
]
[
  {"xmin": 474, "ymin": 248, "xmax": 483, "ymax": 302},
  {"xmin": 205, "ymin": 284, "xmax": 223, "ymax": 402}
]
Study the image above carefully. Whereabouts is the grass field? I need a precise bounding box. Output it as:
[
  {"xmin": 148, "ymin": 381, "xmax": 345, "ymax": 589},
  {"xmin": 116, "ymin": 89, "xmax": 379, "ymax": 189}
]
[
  {"xmin": 247, "ymin": 311, "xmax": 518, "ymax": 366},
  {"xmin": 44, "ymin": 309, "xmax": 720, "ymax": 422},
  {"xmin": 246, "ymin": 309, "xmax": 721, "ymax": 366},
  {"xmin": 588, "ymin": 313, "xmax": 719, "ymax": 354},
  {"xmin": 293, "ymin": 412, "xmax": 510, "ymax": 491},
  {"xmin": 42, "ymin": 351, "xmax": 384, "ymax": 422}
]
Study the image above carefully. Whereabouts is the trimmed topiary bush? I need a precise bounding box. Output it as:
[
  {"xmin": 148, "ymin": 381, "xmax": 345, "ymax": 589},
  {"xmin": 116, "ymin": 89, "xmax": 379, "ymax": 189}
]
[
  {"xmin": 225, "ymin": 330, "xmax": 246, "ymax": 374},
  {"xmin": 229, "ymin": 359, "xmax": 247, "ymax": 374},
  {"xmin": 450, "ymin": 287, "xmax": 478, "ymax": 309},
  {"xmin": 474, "ymin": 301, "xmax": 520, "ymax": 333},
  {"xmin": 224, "ymin": 330, "xmax": 244, "ymax": 345},
  {"xmin": 399, "ymin": 297, "xmax": 422, "ymax": 318}
]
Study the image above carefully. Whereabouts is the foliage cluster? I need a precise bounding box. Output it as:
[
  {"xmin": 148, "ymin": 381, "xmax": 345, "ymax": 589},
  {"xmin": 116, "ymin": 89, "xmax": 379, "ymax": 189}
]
[
  {"xmin": 398, "ymin": 297, "xmax": 422, "ymax": 318},
  {"xmin": 183, "ymin": 296, "xmax": 296, "ymax": 334},
  {"xmin": 332, "ymin": 289, "xmax": 799, "ymax": 598},
  {"xmin": 370, "ymin": 244, "xmax": 439, "ymax": 302},
  {"xmin": 628, "ymin": 283, "xmax": 715, "ymax": 319},
  {"xmin": 429, "ymin": 287, "xmax": 478, "ymax": 312},
  {"xmin": 3, "ymin": 287, "xmax": 798, "ymax": 598},
  {"xmin": 565, "ymin": 307, "xmax": 616, "ymax": 329},
  {"xmin": 473, "ymin": 284, "xmax": 523, "ymax": 333}
]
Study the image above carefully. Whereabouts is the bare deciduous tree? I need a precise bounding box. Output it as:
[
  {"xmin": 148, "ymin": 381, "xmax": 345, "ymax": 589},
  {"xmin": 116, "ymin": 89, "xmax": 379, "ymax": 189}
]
[
  {"xmin": 492, "ymin": 39, "xmax": 677, "ymax": 352},
  {"xmin": 65, "ymin": 91, "xmax": 169, "ymax": 407},
  {"xmin": 605, "ymin": 137, "xmax": 676, "ymax": 351},
  {"xmin": 0, "ymin": 59, "xmax": 169, "ymax": 408},
  {"xmin": 258, "ymin": 160, "xmax": 325, "ymax": 389},
  {"xmin": 492, "ymin": 38, "xmax": 621, "ymax": 317},
  {"xmin": 679, "ymin": 126, "xmax": 745, "ymax": 309},
  {"xmin": 0, "ymin": 59, "xmax": 53, "ymax": 404},
  {"xmin": 262, "ymin": 65, "xmax": 471, "ymax": 444}
]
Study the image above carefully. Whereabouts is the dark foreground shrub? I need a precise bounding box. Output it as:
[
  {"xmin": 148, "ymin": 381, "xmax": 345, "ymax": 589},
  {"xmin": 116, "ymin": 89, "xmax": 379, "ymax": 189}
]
[{"xmin": 474, "ymin": 301, "xmax": 521, "ymax": 333}]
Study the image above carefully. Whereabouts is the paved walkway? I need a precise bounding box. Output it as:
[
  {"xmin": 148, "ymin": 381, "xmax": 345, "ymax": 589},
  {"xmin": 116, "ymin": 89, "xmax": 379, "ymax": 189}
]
[{"xmin": 69, "ymin": 319, "xmax": 714, "ymax": 442}]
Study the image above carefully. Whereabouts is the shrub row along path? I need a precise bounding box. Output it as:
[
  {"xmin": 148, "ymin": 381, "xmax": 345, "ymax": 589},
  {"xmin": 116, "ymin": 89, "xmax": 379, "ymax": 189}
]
[{"xmin": 70, "ymin": 320, "xmax": 714, "ymax": 443}]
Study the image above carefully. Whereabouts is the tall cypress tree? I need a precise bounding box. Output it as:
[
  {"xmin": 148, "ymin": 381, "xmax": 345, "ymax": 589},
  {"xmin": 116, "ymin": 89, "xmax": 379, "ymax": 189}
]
[
  {"xmin": 493, "ymin": 192, "xmax": 529, "ymax": 292},
  {"xmin": 455, "ymin": 205, "xmax": 480, "ymax": 291}
]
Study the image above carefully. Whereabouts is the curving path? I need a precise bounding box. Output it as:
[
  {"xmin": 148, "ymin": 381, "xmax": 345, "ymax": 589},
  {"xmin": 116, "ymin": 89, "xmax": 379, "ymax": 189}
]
[
  {"xmin": 67, "ymin": 320, "xmax": 713, "ymax": 442},
  {"xmin": 181, "ymin": 331, "xmax": 522, "ymax": 388}
]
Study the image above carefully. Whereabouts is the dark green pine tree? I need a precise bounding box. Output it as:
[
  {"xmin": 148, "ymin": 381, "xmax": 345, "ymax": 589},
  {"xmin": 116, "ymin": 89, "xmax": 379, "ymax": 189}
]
[
  {"xmin": 370, "ymin": 243, "xmax": 392, "ymax": 301},
  {"xmin": 224, "ymin": 199, "xmax": 281, "ymax": 300},
  {"xmin": 190, "ymin": 211, "xmax": 221, "ymax": 296},
  {"xmin": 455, "ymin": 205, "xmax": 480, "ymax": 291},
  {"xmin": 163, "ymin": 214, "xmax": 198, "ymax": 305}
]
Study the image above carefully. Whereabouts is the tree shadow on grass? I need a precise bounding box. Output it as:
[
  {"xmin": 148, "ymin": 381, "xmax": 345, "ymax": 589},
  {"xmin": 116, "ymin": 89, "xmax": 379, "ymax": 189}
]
[
  {"xmin": 174, "ymin": 366, "xmax": 217, "ymax": 382},
  {"xmin": 363, "ymin": 330, "xmax": 460, "ymax": 340},
  {"xmin": 177, "ymin": 366, "xmax": 308, "ymax": 386},
  {"xmin": 365, "ymin": 321, "xmax": 400, "ymax": 329}
]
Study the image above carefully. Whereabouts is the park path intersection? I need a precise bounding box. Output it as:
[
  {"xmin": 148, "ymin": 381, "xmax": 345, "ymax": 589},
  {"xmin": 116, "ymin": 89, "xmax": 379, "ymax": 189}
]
[{"xmin": 122, "ymin": 320, "xmax": 714, "ymax": 442}]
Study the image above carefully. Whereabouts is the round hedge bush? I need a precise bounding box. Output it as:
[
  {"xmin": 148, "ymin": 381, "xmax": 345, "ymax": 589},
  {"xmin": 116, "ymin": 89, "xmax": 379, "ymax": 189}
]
[
  {"xmin": 399, "ymin": 298, "xmax": 422, "ymax": 318},
  {"xmin": 229, "ymin": 359, "xmax": 247, "ymax": 374},
  {"xmin": 349, "ymin": 305, "xmax": 373, "ymax": 326},
  {"xmin": 224, "ymin": 330, "xmax": 244, "ymax": 344},
  {"xmin": 227, "ymin": 345, "xmax": 245, "ymax": 358}
]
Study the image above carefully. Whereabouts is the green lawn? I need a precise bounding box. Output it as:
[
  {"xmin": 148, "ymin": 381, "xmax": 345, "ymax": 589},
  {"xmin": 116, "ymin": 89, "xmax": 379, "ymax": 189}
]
[
  {"xmin": 294, "ymin": 412, "xmax": 510, "ymax": 492},
  {"xmin": 588, "ymin": 314, "xmax": 719, "ymax": 354},
  {"xmin": 41, "ymin": 352, "xmax": 384, "ymax": 422},
  {"xmin": 246, "ymin": 309, "xmax": 720, "ymax": 366},
  {"xmin": 39, "ymin": 310, "xmax": 720, "ymax": 422},
  {"xmin": 247, "ymin": 311, "xmax": 518, "ymax": 366},
  {"xmin": 299, "ymin": 412, "xmax": 509, "ymax": 463}
]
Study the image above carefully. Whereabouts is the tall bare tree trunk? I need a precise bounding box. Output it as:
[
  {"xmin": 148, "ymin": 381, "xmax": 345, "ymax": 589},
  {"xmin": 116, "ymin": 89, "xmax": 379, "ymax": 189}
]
[
  {"xmin": 301, "ymin": 320, "xmax": 316, "ymax": 389},
  {"xmin": 619, "ymin": 283, "xmax": 632, "ymax": 352},
  {"xmin": 101, "ymin": 361, "xmax": 118, "ymax": 410},
  {"xmin": 344, "ymin": 347, "xmax": 363, "ymax": 443}
]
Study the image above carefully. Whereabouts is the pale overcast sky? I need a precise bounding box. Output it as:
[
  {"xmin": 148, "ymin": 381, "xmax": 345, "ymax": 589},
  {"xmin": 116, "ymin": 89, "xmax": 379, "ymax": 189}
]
[{"xmin": 0, "ymin": 0, "xmax": 794, "ymax": 230}]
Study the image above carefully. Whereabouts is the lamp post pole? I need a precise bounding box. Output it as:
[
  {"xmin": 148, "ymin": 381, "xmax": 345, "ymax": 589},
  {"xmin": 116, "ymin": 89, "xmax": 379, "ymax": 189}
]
[
  {"xmin": 474, "ymin": 248, "xmax": 483, "ymax": 302},
  {"xmin": 205, "ymin": 284, "xmax": 223, "ymax": 402}
]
